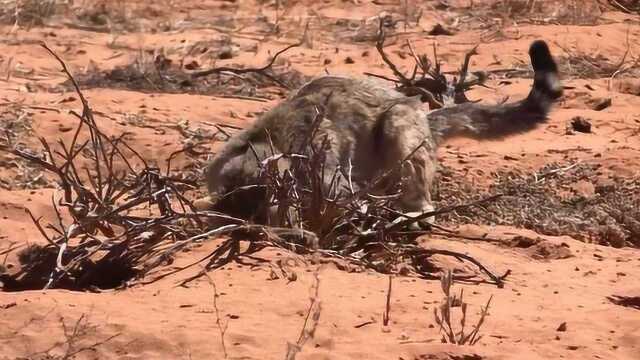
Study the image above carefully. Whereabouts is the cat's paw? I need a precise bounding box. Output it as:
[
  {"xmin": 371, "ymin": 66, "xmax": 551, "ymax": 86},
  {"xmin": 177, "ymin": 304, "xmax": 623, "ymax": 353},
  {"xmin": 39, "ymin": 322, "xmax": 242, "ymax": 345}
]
[
  {"xmin": 391, "ymin": 206, "xmax": 435, "ymax": 230},
  {"xmin": 193, "ymin": 194, "xmax": 219, "ymax": 211}
]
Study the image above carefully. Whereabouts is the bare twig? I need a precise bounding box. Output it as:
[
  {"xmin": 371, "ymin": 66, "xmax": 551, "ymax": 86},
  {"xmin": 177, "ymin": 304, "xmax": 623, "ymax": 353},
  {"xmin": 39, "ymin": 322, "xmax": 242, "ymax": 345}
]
[
  {"xmin": 203, "ymin": 271, "xmax": 229, "ymax": 359},
  {"xmin": 382, "ymin": 275, "xmax": 392, "ymax": 327},
  {"xmin": 191, "ymin": 41, "xmax": 303, "ymax": 89},
  {"xmin": 285, "ymin": 269, "xmax": 322, "ymax": 360}
]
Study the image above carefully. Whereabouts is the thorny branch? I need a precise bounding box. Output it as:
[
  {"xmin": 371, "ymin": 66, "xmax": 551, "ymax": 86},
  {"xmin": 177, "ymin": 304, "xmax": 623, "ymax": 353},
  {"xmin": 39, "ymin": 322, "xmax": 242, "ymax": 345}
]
[{"xmin": 0, "ymin": 42, "xmax": 247, "ymax": 290}]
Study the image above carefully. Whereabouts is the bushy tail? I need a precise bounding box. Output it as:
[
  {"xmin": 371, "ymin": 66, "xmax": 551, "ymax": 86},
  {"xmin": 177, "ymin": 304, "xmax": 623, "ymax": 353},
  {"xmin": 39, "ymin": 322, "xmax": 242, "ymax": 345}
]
[{"xmin": 428, "ymin": 40, "xmax": 563, "ymax": 143}]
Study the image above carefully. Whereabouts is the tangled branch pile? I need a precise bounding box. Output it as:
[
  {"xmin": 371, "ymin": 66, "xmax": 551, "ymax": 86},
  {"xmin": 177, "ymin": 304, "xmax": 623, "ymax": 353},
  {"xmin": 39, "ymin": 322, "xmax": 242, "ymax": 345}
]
[{"xmin": 0, "ymin": 45, "xmax": 236, "ymax": 290}]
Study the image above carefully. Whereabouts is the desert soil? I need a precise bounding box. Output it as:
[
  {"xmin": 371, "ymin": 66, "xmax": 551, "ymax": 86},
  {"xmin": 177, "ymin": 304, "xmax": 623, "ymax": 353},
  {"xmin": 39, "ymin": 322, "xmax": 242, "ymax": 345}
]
[{"xmin": 1, "ymin": 1, "xmax": 639, "ymax": 359}]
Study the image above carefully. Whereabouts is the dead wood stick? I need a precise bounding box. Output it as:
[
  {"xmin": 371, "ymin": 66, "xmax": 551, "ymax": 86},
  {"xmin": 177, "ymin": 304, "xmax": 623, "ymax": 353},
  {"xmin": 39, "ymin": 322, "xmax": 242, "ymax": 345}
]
[
  {"xmin": 385, "ymin": 194, "xmax": 503, "ymax": 232},
  {"xmin": 382, "ymin": 275, "xmax": 392, "ymax": 326},
  {"xmin": 191, "ymin": 42, "xmax": 301, "ymax": 79},
  {"xmin": 375, "ymin": 19, "xmax": 410, "ymax": 84},
  {"xmin": 609, "ymin": 0, "xmax": 634, "ymax": 13},
  {"xmin": 412, "ymin": 248, "xmax": 509, "ymax": 288},
  {"xmin": 286, "ymin": 269, "xmax": 321, "ymax": 360}
]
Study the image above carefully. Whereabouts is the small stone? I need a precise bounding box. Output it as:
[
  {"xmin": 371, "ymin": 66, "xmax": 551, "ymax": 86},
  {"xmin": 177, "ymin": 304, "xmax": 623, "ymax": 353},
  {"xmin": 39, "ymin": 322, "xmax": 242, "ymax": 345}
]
[
  {"xmin": 428, "ymin": 23, "xmax": 454, "ymax": 36},
  {"xmin": 557, "ymin": 322, "xmax": 567, "ymax": 332},
  {"xmin": 571, "ymin": 116, "xmax": 592, "ymax": 133},
  {"xmin": 590, "ymin": 97, "xmax": 612, "ymax": 111},
  {"xmin": 184, "ymin": 60, "xmax": 200, "ymax": 70},
  {"xmin": 58, "ymin": 125, "xmax": 73, "ymax": 133},
  {"xmin": 218, "ymin": 47, "xmax": 234, "ymax": 60}
]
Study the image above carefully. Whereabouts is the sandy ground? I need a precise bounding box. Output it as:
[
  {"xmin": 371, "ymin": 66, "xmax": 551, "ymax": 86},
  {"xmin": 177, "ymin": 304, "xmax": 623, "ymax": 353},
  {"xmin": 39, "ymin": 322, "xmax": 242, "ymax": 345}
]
[{"xmin": 1, "ymin": 1, "xmax": 639, "ymax": 359}]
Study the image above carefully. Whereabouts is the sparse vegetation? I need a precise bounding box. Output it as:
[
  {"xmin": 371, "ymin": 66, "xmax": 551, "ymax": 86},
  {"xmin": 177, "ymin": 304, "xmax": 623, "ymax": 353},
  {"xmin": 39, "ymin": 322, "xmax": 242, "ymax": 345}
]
[
  {"xmin": 555, "ymin": 38, "xmax": 640, "ymax": 80},
  {"xmin": 434, "ymin": 270, "xmax": 492, "ymax": 346},
  {"xmin": 0, "ymin": 0, "xmax": 65, "ymax": 27},
  {"xmin": 73, "ymin": 42, "xmax": 309, "ymax": 99},
  {"xmin": 18, "ymin": 313, "xmax": 120, "ymax": 360},
  {"xmin": 436, "ymin": 162, "xmax": 640, "ymax": 248},
  {"xmin": 285, "ymin": 270, "xmax": 322, "ymax": 360},
  {"xmin": 203, "ymin": 272, "xmax": 229, "ymax": 359}
]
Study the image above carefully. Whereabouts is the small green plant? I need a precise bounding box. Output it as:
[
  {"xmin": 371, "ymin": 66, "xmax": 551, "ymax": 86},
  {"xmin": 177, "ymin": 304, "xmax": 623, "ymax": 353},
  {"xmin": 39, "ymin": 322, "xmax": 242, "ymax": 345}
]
[{"xmin": 434, "ymin": 270, "xmax": 492, "ymax": 345}]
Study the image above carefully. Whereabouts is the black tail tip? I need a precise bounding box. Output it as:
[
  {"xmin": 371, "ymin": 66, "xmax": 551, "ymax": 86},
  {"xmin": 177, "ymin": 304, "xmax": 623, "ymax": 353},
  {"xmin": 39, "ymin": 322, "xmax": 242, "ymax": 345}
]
[
  {"xmin": 529, "ymin": 40, "xmax": 563, "ymax": 100},
  {"xmin": 529, "ymin": 40, "xmax": 558, "ymax": 73}
]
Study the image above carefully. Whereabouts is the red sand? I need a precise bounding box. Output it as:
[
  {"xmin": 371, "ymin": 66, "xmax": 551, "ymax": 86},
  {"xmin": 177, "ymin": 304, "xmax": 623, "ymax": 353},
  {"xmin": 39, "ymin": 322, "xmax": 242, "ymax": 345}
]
[{"xmin": 1, "ymin": 1, "xmax": 639, "ymax": 359}]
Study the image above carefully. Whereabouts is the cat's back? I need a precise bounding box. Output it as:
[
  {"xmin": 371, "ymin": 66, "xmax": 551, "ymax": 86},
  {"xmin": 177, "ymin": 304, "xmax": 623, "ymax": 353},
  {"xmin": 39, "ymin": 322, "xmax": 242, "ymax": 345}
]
[
  {"xmin": 291, "ymin": 75, "xmax": 406, "ymax": 106},
  {"xmin": 252, "ymin": 75, "xmax": 421, "ymax": 151}
]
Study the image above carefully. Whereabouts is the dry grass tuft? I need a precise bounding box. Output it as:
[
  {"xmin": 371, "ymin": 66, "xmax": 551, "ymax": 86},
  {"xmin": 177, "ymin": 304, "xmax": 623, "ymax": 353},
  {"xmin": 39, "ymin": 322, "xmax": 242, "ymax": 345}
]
[
  {"xmin": 555, "ymin": 40, "xmax": 640, "ymax": 80},
  {"xmin": 434, "ymin": 270, "xmax": 492, "ymax": 345},
  {"xmin": 18, "ymin": 313, "xmax": 120, "ymax": 359},
  {"xmin": 0, "ymin": 103, "xmax": 52, "ymax": 190}
]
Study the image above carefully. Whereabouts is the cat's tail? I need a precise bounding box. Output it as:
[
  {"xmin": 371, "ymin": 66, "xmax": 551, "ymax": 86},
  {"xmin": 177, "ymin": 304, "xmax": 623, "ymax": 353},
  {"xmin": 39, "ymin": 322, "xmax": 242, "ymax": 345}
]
[{"xmin": 428, "ymin": 40, "xmax": 563, "ymax": 143}]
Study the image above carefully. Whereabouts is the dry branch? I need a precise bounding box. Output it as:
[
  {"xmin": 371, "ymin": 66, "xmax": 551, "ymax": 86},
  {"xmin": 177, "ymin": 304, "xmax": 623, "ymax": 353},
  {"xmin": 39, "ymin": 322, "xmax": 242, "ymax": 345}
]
[
  {"xmin": 191, "ymin": 41, "xmax": 303, "ymax": 89},
  {"xmin": 0, "ymin": 43, "xmax": 247, "ymax": 290},
  {"xmin": 366, "ymin": 18, "xmax": 486, "ymax": 109},
  {"xmin": 167, "ymin": 103, "xmax": 509, "ymax": 287}
]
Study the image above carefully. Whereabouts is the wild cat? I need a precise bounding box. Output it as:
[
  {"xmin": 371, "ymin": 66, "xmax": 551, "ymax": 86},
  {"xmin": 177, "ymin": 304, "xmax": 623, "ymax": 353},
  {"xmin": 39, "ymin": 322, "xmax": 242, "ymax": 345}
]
[{"xmin": 196, "ymin": 40, "xmax": 563, "ymax": 227}]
